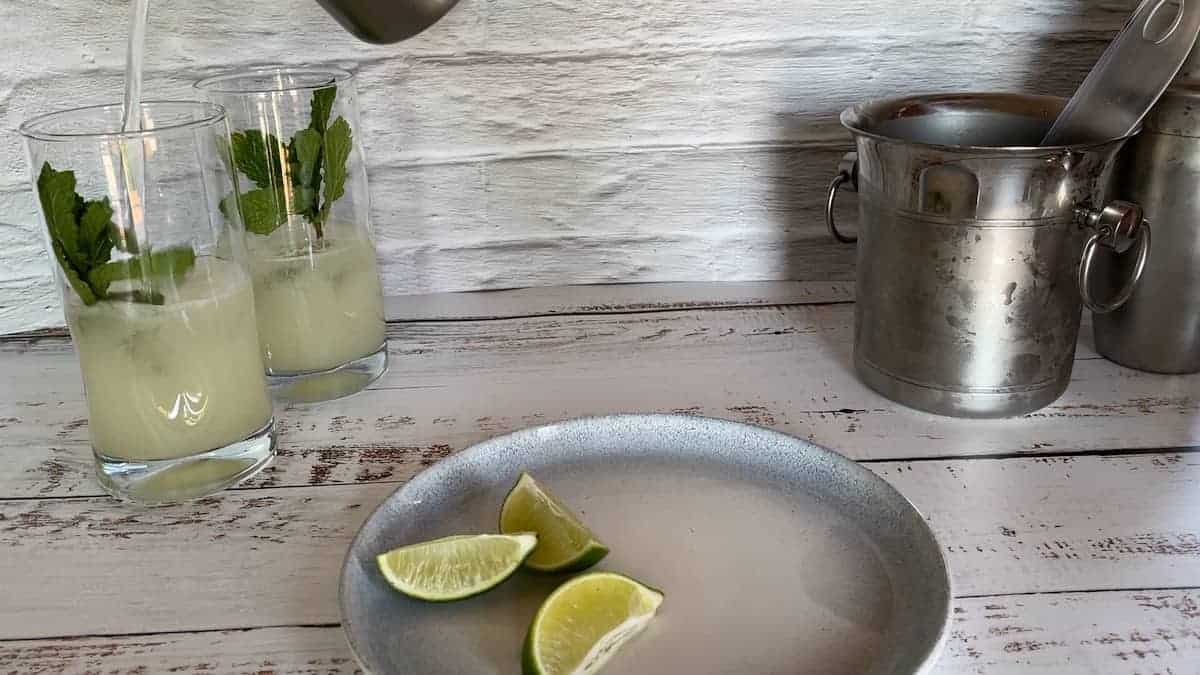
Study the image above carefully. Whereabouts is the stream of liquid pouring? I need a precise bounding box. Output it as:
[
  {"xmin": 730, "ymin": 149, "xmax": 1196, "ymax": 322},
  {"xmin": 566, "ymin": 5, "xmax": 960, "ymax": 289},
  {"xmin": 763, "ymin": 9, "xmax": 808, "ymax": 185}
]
[
  {"xmin": 121, "ymin": 0, "xmax": 149, "ymax": 132},
  {"xmin": 117, "ymin": 0, "xmax": 150, "ymax": 255}
]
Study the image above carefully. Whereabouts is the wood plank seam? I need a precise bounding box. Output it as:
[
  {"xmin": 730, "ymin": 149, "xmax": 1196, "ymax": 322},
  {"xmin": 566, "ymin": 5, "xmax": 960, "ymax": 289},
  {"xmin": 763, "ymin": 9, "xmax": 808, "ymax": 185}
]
[
  {"xmin": 1, "ymin": 446, "xmax": 1190, "ymax": 504},
  {"xmin": 0, "ymin": 622, "xmax": 343, "ymax": 644},
  {"xmin": 1, "ymin": 587, "xmax": 1193, "ymax": 644},
  {"xmin": 0, "ymin": 299, "xmax": 860, "ymax": 341},
  {"xmin": 384, "ymin": 300, "xmax": 859, "ymax": 325},
  {"xmin": 856, "ymin": 445, "xmax": 1200, "ymax": 465},
  {"xmin": 0, "ymin": 481, "xmax": 404, "ymax": 503},
  {"xmin": 954, "ymin": 585, "xmax": 1200, "ymax": 600}
]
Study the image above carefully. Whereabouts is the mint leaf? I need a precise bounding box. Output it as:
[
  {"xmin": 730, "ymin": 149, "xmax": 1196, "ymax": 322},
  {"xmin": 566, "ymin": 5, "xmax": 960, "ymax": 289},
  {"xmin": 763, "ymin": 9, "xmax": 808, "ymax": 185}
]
[
  {"xmin": 292, "ymin": 128, "xmax": 323, "ymax": 187},
  {"xmin": 37, "ymin": 164, "xmax": 84, "ymax": 270},
  {"xmin": 37, "ymin": 161, "xmax": 197, "ymax": 305},
  {"xmin": 224, "ymin": 188, "xmax": 288, "ymax": 235},
  {"xmin": 295, "ymin": 186, "xmax": 318, "ymax": 217},
  {"xmin": 290, "ymin": 128, "xmax": 323, "ymax": 223},
  {"xmin": 79, "ymin": 199, "xmax": 115, "ymax": 268},
  {"xmin": 145, "ymin": 246, "xmax": 197, "ymax": 280},
  {"xmin": 320, "ymin": 116, "xmax": 353, "ymax": 224},
  {"xmin": 37, "ymin": 163, "xmax": 110, "ymax": 304},
  {"xmin": 311, "ymin": 86, "xmax": 336, "ymax": 133},
  {"xmin": 51, "ymin": 239, "xmax": 98, "ymax": 305},
  {"xmin": 230, "ymin": 130, "xmax": 286, "ymax": 189},
  {"xmin": 88, "ymin": 246, "xmax": 196, "ymax": 291},
  {"xmin": 78, "ymin": 199, "xmax": 117, "ymax": 296}
]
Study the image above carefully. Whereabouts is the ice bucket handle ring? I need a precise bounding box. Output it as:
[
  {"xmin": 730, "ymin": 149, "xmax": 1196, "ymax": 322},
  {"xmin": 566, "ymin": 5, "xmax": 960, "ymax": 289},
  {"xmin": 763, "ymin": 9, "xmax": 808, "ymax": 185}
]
[
  {"xmin": 1076, "ymin": 201, "xmax": 1152, "ymax": 314},
  {"xmin": 826, "ymin": 152, "xmax": 859, "ymax": 244}
]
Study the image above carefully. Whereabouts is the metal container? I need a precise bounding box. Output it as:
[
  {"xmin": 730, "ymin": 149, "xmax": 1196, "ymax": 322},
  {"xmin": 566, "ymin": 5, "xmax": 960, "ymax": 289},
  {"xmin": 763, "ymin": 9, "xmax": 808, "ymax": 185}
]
[
  {"xmin": 1095, "ymin": 75, "xmax": 1200, "ymax": 373},
  {"xmin": 827, "ymin": 93, "xmax": 1150, "ymax": 418}
]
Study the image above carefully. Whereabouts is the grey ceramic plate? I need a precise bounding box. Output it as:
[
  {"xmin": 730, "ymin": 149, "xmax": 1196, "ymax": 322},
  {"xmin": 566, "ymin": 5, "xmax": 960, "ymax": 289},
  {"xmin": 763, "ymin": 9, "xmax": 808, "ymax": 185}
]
[{"xmin": 340, "ymin": 414, "xmax": 951, "ymax": 674}]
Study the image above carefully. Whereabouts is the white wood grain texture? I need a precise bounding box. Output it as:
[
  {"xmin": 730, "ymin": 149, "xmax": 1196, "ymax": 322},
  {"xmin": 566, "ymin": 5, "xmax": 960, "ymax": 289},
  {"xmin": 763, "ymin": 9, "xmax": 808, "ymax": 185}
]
[
  {"xmin": 4, "ymin": 589, "xmax": 1197, "ymax": 674},
  {"xmin": 0, "ymin": 0, "xmax": 1135, "ymax": 332},
  {"xmin": 0, "ymin": 301, "xmax": 1191, "ymax": 499},
  {"xmin": 0, "ymin": 453, "xmax": 1197, "ymax": 640},
  {"xmin": 940, "ymin": 590, "xmax": 1200, "ymax": 673}
]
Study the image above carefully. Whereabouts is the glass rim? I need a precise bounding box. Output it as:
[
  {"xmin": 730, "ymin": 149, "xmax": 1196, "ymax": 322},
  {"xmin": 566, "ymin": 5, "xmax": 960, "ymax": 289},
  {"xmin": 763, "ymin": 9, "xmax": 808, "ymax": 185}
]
[
  {"xmin": 194, "ymin": 66, "xmax": 355, "ymax": 96},
  {"xmin": 18, "ymin": 100, "xmax": 227, "ymax": 143}
]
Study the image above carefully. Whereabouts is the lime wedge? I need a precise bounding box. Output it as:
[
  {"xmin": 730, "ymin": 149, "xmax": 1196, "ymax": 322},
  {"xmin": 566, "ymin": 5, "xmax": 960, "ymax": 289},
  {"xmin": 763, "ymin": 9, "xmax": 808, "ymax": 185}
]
[
  {"xmin": 523, "ymin": 572, "xmax": 664, "ymax": 675},
  {"xmin": 376, "ymin": 533, "xmax": 537, "ymax": 602},
  {"xmin": 500, "ymin": 473, "xmax": 609, "ymax": 573}
]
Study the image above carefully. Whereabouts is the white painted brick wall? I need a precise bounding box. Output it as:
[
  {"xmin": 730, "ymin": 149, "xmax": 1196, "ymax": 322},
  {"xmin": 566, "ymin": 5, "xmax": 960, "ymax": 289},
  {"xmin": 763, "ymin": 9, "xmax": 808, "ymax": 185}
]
[{"xmin": 0, "ymin": 0, "xmax": 1129, "ymax": 332}]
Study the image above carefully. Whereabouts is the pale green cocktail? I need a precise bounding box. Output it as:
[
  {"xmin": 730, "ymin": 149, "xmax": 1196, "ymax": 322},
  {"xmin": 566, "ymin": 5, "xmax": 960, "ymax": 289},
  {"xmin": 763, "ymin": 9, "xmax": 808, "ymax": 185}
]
[
  {"xmin": 70, "ymin": 258, "xmax": 272, "ymax": 462},
  {"xmin": 248, "ymin": 222, "xmax": 385, "ymax": 374}
]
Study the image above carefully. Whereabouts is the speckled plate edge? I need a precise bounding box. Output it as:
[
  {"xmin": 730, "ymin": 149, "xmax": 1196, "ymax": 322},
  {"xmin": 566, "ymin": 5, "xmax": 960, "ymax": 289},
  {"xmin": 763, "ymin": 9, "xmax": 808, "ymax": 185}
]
[{"xmin": 338, "ymin": 413, "xmax": 952, "ymax": 674}]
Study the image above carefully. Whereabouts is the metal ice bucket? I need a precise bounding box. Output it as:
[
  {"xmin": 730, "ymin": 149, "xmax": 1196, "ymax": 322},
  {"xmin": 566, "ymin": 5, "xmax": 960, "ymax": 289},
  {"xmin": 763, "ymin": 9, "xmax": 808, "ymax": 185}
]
[
  {"xmin": 1096, "ymin": 78, "xmax": 1200, "ymax": 373},
  {"xmin": 827, "ymin": 93, "xmax": 1150, "ymax": 418}
]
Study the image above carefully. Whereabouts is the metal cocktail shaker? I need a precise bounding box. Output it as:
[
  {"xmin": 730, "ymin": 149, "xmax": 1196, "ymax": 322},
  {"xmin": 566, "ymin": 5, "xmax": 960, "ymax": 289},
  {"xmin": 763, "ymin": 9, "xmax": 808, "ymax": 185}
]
[
  {"xmin": 1095, "ymin": 47, "xmax": 1200, "ymax": 373},
  {"xmin": 315, "ymin": 0, "xmax": 461, "ymax": 43}
]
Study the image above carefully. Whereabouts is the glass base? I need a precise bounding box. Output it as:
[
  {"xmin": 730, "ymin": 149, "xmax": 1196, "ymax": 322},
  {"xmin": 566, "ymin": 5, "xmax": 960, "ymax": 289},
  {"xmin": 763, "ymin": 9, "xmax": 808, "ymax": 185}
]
[
  {"xmin": 267, "ymin": 342, "xmax": 388, "ymax": 404},
  {"xmin": 95, "ymin": 418, "xmax": 277, "ymax": 506}
]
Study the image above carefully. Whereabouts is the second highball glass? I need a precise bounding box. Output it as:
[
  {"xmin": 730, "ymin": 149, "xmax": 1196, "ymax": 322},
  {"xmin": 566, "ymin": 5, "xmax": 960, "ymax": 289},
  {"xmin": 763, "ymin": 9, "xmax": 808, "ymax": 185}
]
[{"xmin": 196, "ymin": 67, "xmax": 388, "ymax": 403}]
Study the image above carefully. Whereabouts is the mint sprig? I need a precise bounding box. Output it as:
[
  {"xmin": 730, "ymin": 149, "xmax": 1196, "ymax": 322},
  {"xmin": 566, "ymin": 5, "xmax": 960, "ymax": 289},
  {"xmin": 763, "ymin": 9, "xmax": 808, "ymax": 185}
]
[
  {"xmin": 36, "ymin": 162, "xmax": 195, "ymax": 305},
  {"xmin": 319, "ymin": 117, "xmax": 352, "ymax": 228},
  {"xmin": 224, "ymin": 85, "xmax": 353, "ymax": 239}
]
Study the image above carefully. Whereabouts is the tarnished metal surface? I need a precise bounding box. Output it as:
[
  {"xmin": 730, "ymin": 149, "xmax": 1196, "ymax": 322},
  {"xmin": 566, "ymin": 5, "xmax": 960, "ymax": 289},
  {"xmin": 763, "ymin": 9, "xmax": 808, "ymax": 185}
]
[
  {"xmin": 836, "ymin": 93, "xmax": 1135, "ymax": 417},
  {"xmin": 1097, "ymin": 81, "xmax": 1200, "ymax": 373}
]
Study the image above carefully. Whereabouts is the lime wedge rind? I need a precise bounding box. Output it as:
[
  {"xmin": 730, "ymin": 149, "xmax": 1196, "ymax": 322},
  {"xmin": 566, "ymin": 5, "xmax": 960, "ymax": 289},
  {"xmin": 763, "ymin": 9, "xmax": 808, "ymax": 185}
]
[
  {"xmin": 522, "ymin": 572, "xmax": 664, "ymax": 675},
  {"xmin": 500, "ymin": 473, "xmax": 610, "ymax": 573},
  {"xmin": 376, "ymin": 532, "xmax": 537, "ymax": 602},
  {"xmin": 526, "ymin": 536, "xmax": 609, "ymax": 575}
]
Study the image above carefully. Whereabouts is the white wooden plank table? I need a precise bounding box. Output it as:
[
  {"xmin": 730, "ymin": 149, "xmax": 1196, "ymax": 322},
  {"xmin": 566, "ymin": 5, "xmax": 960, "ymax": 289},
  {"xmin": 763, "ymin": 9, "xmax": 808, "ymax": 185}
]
[{"xmin": 1, "ymin": 282, "xmax": 1198, "ymax": 674}]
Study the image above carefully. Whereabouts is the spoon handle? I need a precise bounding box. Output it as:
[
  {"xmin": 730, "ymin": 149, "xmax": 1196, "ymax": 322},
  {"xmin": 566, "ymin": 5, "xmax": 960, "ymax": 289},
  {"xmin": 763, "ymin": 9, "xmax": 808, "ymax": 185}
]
[{"xmin": 1042, "ymin": 0, "xmax": 1200, "ymax": 146}]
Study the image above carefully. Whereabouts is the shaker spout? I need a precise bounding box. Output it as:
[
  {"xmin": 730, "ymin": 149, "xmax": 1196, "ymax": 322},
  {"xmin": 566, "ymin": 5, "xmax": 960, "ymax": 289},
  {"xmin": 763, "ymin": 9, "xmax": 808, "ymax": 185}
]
[{"xmin": 315, "ymin": 0, "xmax": 463, "ymax": 44}]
